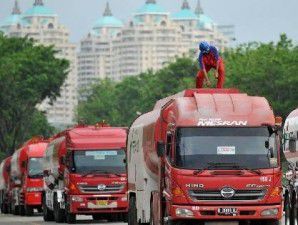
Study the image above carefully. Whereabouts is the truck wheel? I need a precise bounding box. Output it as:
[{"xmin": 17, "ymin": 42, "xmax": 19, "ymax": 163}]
[
  {"xmin": 25, "ymin": 205, "xmax": 33, "ymax": 216},
  {"xmin": 54, "ymin": 197, "xmax": 65, "ymax": 223},
  {"xmin": 2, "ymin": 204, "xmax": 8, "ymax": 214},
  {"xmin": 285, "ymin": 191, "xmax": 295, "ymax": 225},
  {"xmin": 264, "ymin": 220, "xmax": 281, "ymax": 225},
  {"xmin": 122, "ymin": 213, "xmax": 128, "ymax": 222},
  {"xmin": 43, "ymin": 196, "xmax": 54, "ymax": 221},
  {"xmin": 65, "ymin": 210, "xmax": 76, "ymax": 224},
  {"xmin": 128, "ymin": 196, "xmax": 138, "ymax": 225},
  {"xmin": 19, "ymin": 205, "xmax": 25, "ymax": 216}
]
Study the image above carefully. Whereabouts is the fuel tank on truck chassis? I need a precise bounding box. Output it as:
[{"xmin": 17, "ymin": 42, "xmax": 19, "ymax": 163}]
[
  {"xmin": 127, "ymin": 88, "xmax": 283, "ymax": 224},
  {"xmin": 0, "ymin": 157, "xmax": 11, "ymax": 191}
]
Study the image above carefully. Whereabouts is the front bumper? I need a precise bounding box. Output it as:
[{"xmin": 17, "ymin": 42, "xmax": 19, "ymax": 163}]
[
  {"xmin": 69, "ymin": 194, "xmax": 128, "ymax": 214},
  {"xmin": 25, "ymin": 192, "xmax": 42, "ymax": 206},
  {"xmin": 169, "ymin": 204, "xmax": 283, "ymax": 221}
]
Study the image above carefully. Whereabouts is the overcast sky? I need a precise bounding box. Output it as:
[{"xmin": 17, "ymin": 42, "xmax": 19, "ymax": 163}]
[{"xmin": 1, "ymin": 0, "xmax": 297, "ymax": 45}]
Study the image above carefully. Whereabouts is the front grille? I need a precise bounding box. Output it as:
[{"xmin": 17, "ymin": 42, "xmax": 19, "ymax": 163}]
[
  {"xmin": 189, "ymin": 189, "xmax": 266, "ymax": 201},
  {"xmin": 79, "ymin": 184, "xmax": 124, "ymax": 193}
]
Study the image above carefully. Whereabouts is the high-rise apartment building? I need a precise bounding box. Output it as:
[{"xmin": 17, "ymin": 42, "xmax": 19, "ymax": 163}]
[
  {"xmin": 78, "ymin": 0, "xmax": 231, "ymax": 95},
  {"xmin": 0, "ymin": 0, "xmax": 78, "ymax": 128}
]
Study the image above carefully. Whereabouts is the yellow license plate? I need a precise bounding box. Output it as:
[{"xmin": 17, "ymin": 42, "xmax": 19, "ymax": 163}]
[{"xmin": 96, "ymin": 200, "xmax": 108, "ymax": 206}]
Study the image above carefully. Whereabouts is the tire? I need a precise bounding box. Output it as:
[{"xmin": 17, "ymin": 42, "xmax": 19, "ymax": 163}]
[
  {"xmin": 14, "ymin": 205, "xmax": 20, "ymax": 215},
  {"xmin": 25, "ymin": 205, "xmax": 33, "ymax": 216},
  {"xmin": 264, "ymin": 220, "xmax": 281, "ymax": 225},
  {"xmin": 54, "ymin": 196, "xmax": 65, "ymax": 223},
  {"xmin": 19, "ymin": 205, "xmax": 25, "ymax": 216},
  {"xmin": 43, "ymin": 196, "xmax": 54, "ymax": 222},
  {"xmin": 108, "ymin": 213, "xmax": 119, "ymax": 222},
  {"xmin": 122, "ymin": 213, "xmax": 128, "ymax": 222},
  {"xmin": 2, "ymin": 204, "xmax": 8, "ymax": 214},
  {"xmin": 65, "ymin": 203, "xmax": 76, "ymax": 224},
  {"xmin": 285, "ymin": 191, "xmax": 295, "ymax": 225},
  {"xmin": 128, "ymin": 196, "xmax": 138, "ymax": 225},
  {"xmin": 92, "ymin": 214, "xmax": 104, "ymax": 221}
]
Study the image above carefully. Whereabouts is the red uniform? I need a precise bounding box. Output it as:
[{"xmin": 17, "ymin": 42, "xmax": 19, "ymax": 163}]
[{"xmin": 196, "ymin": 46, "xmax": 225, "ymax": 88}]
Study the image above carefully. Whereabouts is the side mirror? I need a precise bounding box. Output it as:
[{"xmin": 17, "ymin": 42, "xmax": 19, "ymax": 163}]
[
  {"xmin": 265, "ymin": 141, "xmax": 269, "ymax": 149},
  {"xmin": 59, "ymin": 156, "xmax": 65, "ymax": 165},
  {"xmin": 269, "ymin": 147, "xmax": 274, "ymax": 158},
  {"xmin": 21, "ymin": 161, "xmax": 26, "ymax": 169},
  {"xmin": 157, "ymin": 141, "xmax": 165, "ymax": 157},
  {"xmin": 44, "ymin": 170, "xmax": 49, "ymax": 176},
  {"xmin": 289, "ymin": 139, "xmax": 297, "ymax": 153},
  {"xmin": 123, "ymin": 158, "xmax": 127, "ymax": 164}
]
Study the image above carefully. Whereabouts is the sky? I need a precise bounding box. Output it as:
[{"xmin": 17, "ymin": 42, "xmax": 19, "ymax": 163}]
[{"xmin": 0, "ymin": 0, "xmax": 298, "ymax": 45}]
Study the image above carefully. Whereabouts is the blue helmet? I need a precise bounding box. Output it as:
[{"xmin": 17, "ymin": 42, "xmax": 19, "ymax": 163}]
[{"xmin": 199, "ymin": 41, "xmax": 210, "ymax": 54}]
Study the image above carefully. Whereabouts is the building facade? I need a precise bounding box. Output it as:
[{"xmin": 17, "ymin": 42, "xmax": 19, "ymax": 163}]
[
  {"xmin": 0, "ymin": 0, "xmax": 78, "ymax": 129},
  {"xmin": 78, "ymin": 0, "xmax": 232, "ymax": 95}
]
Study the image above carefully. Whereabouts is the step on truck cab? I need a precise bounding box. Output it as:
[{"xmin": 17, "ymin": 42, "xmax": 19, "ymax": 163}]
[
  {"xmin": 0, "ymin": 156, "xmax": 12, "ymax": 214},
  {"xmin": 43, "ymin": 124, "xmax": 128, "ymax": 224},
  {"xmin": 283, "ymin": 108, "xmax": 298, "ymax": 225},
  {"xmin": 10, "ymin": 137, "xmax": 48, "ymax": 216},
  {"xmin": 127, "ymin": 89, "xmax": 283, "ymax": 225}
]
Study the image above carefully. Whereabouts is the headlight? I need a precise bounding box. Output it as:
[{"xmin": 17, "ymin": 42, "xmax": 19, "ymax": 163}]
[
  {"xmin": 71, "ymin": 196, "xmax": 83, "ymax": 202},
  {"xmin": 175, "ymin": 208, "xmax": 194, "ymax": 217},
  {"xmin": 26, "ymin": 187, "xmax": 43, "ymax": 192},
  {"xmin": 261, "ymin": 208, "xmax": 278, "ymax": 216},
  {"xmin": 121, "ymin": 196, "xmax": 127, "ymax": 201}
]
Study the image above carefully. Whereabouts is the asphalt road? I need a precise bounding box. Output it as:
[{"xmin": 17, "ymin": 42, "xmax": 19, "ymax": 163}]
[{"xmin": 0, "ymin": 214, "xmax": 287, "ymax": 225}]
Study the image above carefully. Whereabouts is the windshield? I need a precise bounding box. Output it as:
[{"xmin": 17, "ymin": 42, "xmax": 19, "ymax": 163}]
[
  {"xmin": 28, "ymin": 157, "xmax": 44, "ymax": 178},
  {"xmin": 175, "ymin": 127, "xmax": 278, "ymax": 170},
  {"xmin": 73, "ymin": 150, "xmax": 126, "ymax": 174}
]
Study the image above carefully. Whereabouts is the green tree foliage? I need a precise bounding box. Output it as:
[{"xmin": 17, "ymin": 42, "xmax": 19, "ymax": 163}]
[
  {"xmin": 78, "ymin": 58, "xmax": 196, "ymax": 126},
  {"xmin": 224, "ymin": 34, "xmax": 298, "ymax": 118},
  {"xmin": 0, "ymin": 34, "xmax": 69, "ymax": 156},
  {"xmin": 78, "ymin": 34, "xmax": 297, "ymax": 127}
]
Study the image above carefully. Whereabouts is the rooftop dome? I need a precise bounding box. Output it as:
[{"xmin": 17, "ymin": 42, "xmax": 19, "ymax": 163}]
[
  {"xmin": 136, "ymin": 0, "xmax": 169, "ymax": 15},
  {"xmin": 0, "ymin": 0, "xmax": 21, "ymax": 27},
  {"xmin": 195, "ymin": 0, "xmax": 215, "ymax": 30},
  {"xmin": 172, "ymin": 0, "xmax": 198, "ymax": 21},
  {"xmin": 93, "ymin": 2, "xmax": 123, "ymax": 28},
  {"xmin": 23, "ymin": 0, "xmax": 56, "ymax": 17}
]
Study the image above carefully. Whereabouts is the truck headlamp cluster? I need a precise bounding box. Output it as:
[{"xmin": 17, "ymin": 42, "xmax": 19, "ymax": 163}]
[
  {"xmin": 261, "ymin": 208, "xmax": 278, "ymax": 216},
  {"xmin": 71, "ymin": 196, "xmax": 83, "ymax": 202},
  {"xmin": 175, "ymin": 208, "xmax": 194, "ymax": 217},
  {"xmin": 26, "ymin": 187, "xmax": 43, "ymax": 192}
]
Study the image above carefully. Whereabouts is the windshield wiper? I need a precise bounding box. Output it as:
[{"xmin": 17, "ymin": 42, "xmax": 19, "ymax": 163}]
[
  {"xmin": 206, "ymin": 162, "xmax": 262, "ymax": 175},
  {"xmin": 82, "ymin": 170, "xmax": 121, "ymax": 177}
]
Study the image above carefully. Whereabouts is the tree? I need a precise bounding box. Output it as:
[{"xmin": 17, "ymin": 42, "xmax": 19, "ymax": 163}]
[
  {"xmin": 224, "ymin": 34, "xmax": 298, "ymax": 118},
  {"xmin": 0, "ymin": 34, "xmax": 69, "ymax": 156}
]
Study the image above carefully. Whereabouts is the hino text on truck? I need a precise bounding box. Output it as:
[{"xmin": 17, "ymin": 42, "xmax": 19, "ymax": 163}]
[
  {"xmin": 127, "ymin": 88, "xmax": 283, "ymax": 225},
  {"xmin": 42, "ymin": 123, "xmax": 128, "ymax": 223},
  {"xmin": 283, "ymin": 108, "xmax": 298, "ymax": 225},
  {"xmin": 10, "ymin": 137, "xmax": 48, "ymax": 216}
]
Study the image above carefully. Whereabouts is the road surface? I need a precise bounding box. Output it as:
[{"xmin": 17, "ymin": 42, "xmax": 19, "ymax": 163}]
[{"xmin": 0, "ymin": 214, "xmax": 288, "ymax": 225}]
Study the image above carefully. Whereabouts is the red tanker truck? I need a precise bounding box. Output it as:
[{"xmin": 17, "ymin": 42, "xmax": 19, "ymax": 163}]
[
  {"xmin": 10, "ymin": 137, "xmax": 48, "ymax": 216},
  {"xmin": 0, "ymin": 156, "xmax": 12, "ymax": 214},
  {"xmin": 127, "ymin": 88, "xmax": 283, "ymax": 225},
  {"xmin": 43, "ymin": 124, "xmax": 128, "ymax": 224},
  {"xmin": 283, "ymin": 108, "xmax": 298, "ymax": 225}
]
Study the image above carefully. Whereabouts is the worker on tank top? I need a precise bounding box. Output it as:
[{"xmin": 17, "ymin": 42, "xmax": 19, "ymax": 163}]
[{"xmin": 196, "ymin": 41, "xmax": 225, "ymax": 88}]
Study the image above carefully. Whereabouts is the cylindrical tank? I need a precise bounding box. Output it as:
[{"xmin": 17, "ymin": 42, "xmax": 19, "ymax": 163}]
[
  {"xmin": 0, "ymin": 157, "xmax": 12, "ymax": 191},
  {"xmin": 284, "ymin": 109, "xmax": 298, "ymax": 163},
  {"xmin": 44, "ymin": 136, "xmax": 67, "ymax": 182}
]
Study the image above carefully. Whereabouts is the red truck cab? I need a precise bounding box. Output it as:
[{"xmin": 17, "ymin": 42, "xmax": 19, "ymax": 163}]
[
  {"xmin": 43, "ymin": 124, "xmax": 128, "ymax": 223},
  {"xmin": 127, "ymin": 89, "xmax": 283, "ymax": 225},
  {"xmin": 10, "ymin": 137, "xmax": 48, "ymax": 216}
]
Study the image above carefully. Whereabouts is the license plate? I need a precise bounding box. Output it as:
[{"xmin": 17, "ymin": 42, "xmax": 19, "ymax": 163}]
[
  {"xmin": 96, "ymin": 200, "xmax": 108, "ymax": 206},
  {"xmin": 218, "ymin": 208, "xmax": 238, "ymax": 216}
]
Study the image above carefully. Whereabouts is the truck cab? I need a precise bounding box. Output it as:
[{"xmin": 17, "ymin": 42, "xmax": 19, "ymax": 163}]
[
  {"xmin": 128, "ymin": 89, "xmax": 283, "ymax": 225},
  {"xmin": 10, "ymin": 137, "xmax": 48, "ymax": 216},
  {"xmin": 43, "ymin": 124, "xmax": 128, "ymax": 223}
]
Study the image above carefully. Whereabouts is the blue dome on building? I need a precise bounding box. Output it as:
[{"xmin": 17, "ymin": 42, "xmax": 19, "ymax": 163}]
[
  {"xmin": 0, "ymin": 1, "xmax": 22, "ymax": 27},
  {"xmin": 23, "ymin": 0, "xmax": 56, "ymax": 17},
  {"xmin": 136, "ymin": 0, "xmax": 168, "ymax": 15},
  {"xmin": 93, "ymin": 2, "xmax": 123, "ymax": 28},
  {"xmin": 172, "ymin": 0, "xmax": 198, "ymax": 20},
  {"xmin": 197, "ymin": 14, "xmax": 214, "ymax": 30}
]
